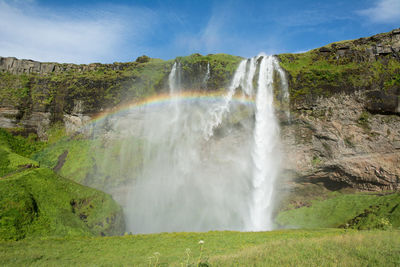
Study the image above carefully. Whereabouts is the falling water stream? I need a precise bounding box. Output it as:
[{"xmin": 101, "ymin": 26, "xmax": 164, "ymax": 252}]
[
  {"xmin": 249, "ymin": 55, "xmax": 281, "ymax": 230},
  {"xmin": 93, "ymin": 54, "xmax": 288, "ymax": 233}
]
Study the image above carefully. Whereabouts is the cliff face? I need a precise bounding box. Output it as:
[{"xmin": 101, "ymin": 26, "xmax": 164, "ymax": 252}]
[
  {"xmin": 0, "ymin": 54, "xmax": 241, "ymax": 138},
  {"xmin": 0, "ymin": 56, "xmax": 119, "ymax": 75},
  {"xmin": 280, "ymin": 93, "xmax": 400, "ymax": 193},
  {"xmin": 279, "ymin": 28, "xmax": 400, "ymax": 115},
  {"xmin": 278, "ymin": 28, "xmax": 400, "ymax": 194},
  {"xmin": 0, "ymin": 57, "xmax": 164, "ymax": 137},
  {"xmin": 0, "ymin": 29, "xmax": 399, "ymax": 194}
]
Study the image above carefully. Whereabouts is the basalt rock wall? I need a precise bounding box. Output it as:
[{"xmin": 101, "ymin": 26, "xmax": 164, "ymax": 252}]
[
  {"xmin": 278, "ymin": 28, "xmax": 400, "ymax": 192},
  {"xmin": 0, "ymin": 54, "xmax": 241, "ymax": 138}
]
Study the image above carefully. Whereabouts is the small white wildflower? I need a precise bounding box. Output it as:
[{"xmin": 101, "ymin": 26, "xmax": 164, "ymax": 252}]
[{"xmin": 199, "ymin": 240, "xmax": 204, "ymax": 244}]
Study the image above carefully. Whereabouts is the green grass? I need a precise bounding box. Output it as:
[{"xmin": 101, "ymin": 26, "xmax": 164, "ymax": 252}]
[
  {"xmin": 0, "ymin": 129, "xmax": 45, "ymax": 158},
  {"xmin": 0, "ymin": 167, "xmax": 125, "ymax": 241},
  {"xmin": 0, "ymin": 229, "xmax": 398, "ymax": 266},
  {"xmin": 0, "ymin": 129, "xmax": 39, "ymax": 177},
  {"xmin": 33, "ymin": 137, "xmax": 93, "ymax": 183},
  {"xmin": 33, "ymin": 135, "xmax": 145, "ymax": 189},
  {"xmin": 357, "ymin": 111, "xmax": 373, "ymax": 134},
  {"xmin": 276, "ymin": 193, "xmax": 400, "ymax": 229},
  {"xmin": 277, "ymin": 49, "xmax": 400, "ymax": 103},
  {"xmin": 0, "ymin": 130, "xmax": 124, "ymax": 241},
  {"xmin": 0, "ymin": 72, "xmax": 30, "ymax": 107}
]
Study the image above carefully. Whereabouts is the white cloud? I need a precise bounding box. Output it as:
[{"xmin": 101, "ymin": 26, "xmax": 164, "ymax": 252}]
[
  {"xmin": 173, "ymin": 8, "xmax": 228, "ymax": 54},
  {"xmin": 200, "ymin": 14, "xmax": 225, "ymax": 51},
  {"xmin": 0, "ymin": 1, "xmax": 155, "ymax": 63},
  {"xmin": 172, "ymin": 4, "xmax": 280, "ymax": 58},
  {"xmin": 358, "ymin": 0, "xmax": 400, "ymax": 23}
]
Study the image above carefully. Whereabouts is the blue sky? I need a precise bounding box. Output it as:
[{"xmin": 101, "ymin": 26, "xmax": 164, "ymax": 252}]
[{"xmin": 0, "ymin": 0, "xmax": 399, "ymax": 63}]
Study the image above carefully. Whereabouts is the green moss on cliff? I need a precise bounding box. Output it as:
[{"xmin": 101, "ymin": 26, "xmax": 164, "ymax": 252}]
[
  {"xmin": 0, "ymin": 72, "xmax": 30, "ymax": 107},
  {"xmin": 176, "ymin": 53, "xmax": 242, "ymax": 91},
  {"xmin": 1, "ymin": 54, "xmax": 241, "ymax": 127},
  {"xmin": 278, "ymin": 49, "xmax": 400, "ymax": 105}
]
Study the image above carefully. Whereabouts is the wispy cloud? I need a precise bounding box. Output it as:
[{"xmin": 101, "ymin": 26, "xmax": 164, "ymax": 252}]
[
  {"xmin": 358, "ymin": 0, "xmax": 400, "ymax": 23},
  {"xmin": 200, "ymin": 13, "xmax": 226, "ymax": 51},
  {"xmin": 173, "ymin": 7, "xmax": 229, "ymax": 54},
  {"xmin": 0, "ymin": 1, "xmax": 156, "ymax": 63},
  {"xmin": 172, "ymin": 3, "xmax": 280, "ymax": 58}
]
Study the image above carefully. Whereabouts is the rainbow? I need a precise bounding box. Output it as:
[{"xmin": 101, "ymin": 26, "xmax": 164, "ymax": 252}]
[{"xmin": 89, "ymin": 90, "xmax": 255, "ymax": 125}]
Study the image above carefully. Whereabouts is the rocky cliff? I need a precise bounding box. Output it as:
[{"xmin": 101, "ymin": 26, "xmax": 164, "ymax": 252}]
[
  {"xmin": 277, "ymin": 28, "xmax": 400, "ymax": 198},
  {"xmin": 0, "ymin": 29, "xmax": 399, "ymax": 195},
  {"xmin": 0, "ymin": 54, "xmax": 241, "ymax": 138}
]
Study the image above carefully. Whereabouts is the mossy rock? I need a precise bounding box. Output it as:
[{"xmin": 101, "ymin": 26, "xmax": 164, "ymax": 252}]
[{"xmin": 277, "ymin": 46, "xmax": 400, "ymax": 109}]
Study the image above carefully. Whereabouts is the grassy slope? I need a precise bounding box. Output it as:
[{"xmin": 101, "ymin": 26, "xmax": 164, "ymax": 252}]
[
  {"xmin": 33, "ymin": 134, "xmax": 145, "ymax": 189},
  {"xmin": 0, "ymin": 129, "xmax": 40, "ymax": 177},
  {"xmin": 0, "ymin": 229, "xmax": 398, "ymax": 266},
  {"xmin": 0, "ymin": 129, "xmax": 124, "ymax": 240},
  {"xmin": 276, "ymin": 193, "xmax": 400, "ymax": 229}
]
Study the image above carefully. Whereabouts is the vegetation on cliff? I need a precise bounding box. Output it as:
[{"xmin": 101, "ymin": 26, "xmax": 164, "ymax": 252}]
[
  {"xmin": 0, "ymin": 53, "xmax": 241, "ymax": 127},
  {"xmin": 278, "ymin": 50, "xmax": 400, "ymax": 108},
  {"xmin": 277, "ymin": 29, "xmax": 400, "ymax": 116}
]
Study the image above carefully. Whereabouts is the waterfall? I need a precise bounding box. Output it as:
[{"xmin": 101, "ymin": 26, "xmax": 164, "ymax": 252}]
[
  {"xmin": 202, "ymin": 62, "xmax": 210, "ymax": 88},
  {"xmin": 273, "ymin": 59, "xmax": 290, "ymax": 120},
  {"xmin": 248, "ymin": 55, "xmax": 281, "ymax": 230},
  {"xmin": 99, "ymin": 54, "xmax": 288, "ymax": 234},
  {"xmin": 202, "ymin": 54, "xmax": 285, "ymax": 230},
  {"xmin": 168, "ymin": 62, "xmax": 182, "ymax": 121},
  {"xmin": 169, "ymin": 62, "xmax": 181, "ymax": 95},
  {"xmin": 203, "ymin": 60, "xmax": 247, "ymax": 139},
  {"xmin": 243, "ymin": 56, "xmax": 258, "ymax": 96}
]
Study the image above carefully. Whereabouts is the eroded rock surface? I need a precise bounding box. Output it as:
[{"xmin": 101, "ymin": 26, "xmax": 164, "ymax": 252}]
[{"xmin": 282, "ymin": 93, "xmax": 400, "ymax": 191}]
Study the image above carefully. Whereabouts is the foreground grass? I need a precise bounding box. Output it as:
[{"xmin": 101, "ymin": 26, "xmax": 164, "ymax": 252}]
[{"xmin": 0, "ymin": 229, "xmax": 399, "ymax": 266}]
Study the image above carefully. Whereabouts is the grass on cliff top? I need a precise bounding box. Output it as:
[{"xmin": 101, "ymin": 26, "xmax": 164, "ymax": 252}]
[
  {"xmin": 0, "ymin": 229, "xmax": 399, "ymax": 266},
  {"xmin": 177, "ymin": 53, "xmax": 242, "ymax": 72},
  {"xmin": 277, "ymin": 50, "xmax": 400, "ymax": 102},
  {"xmin": 276, "ymin": 192, "xmax": 400, "ymax": 230}
]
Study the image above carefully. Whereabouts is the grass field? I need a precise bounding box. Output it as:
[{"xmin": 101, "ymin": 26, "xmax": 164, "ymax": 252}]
[{"xmin": 0, "ymin": 229, "xmax": 399, "ymax": 266}]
